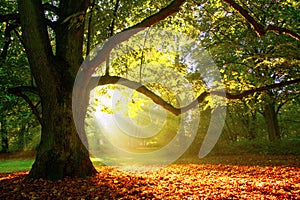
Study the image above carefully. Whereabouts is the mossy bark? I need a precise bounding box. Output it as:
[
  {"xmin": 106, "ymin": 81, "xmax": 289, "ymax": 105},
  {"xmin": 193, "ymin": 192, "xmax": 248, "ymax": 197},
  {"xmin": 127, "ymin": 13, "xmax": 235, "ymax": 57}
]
[{"xmin": 18, "ymin": 0, "xmax": 97, "ymax": 180}]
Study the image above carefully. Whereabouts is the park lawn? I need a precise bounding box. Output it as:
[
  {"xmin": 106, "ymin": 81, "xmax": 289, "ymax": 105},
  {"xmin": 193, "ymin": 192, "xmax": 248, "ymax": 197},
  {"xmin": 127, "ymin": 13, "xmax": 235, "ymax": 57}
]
[
  {"xmin": 0, "ymin": 154, "xmax": 299, "ymax": 173},
  {"xmin": 0, "ymin": 160, "xmax": 35, "ymax": 173}
]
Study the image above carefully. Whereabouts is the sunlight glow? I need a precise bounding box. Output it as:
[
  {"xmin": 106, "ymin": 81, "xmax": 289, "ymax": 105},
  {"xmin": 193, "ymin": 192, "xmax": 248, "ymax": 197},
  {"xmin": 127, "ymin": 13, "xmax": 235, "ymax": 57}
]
[
  {"xmin": 89, "ymin": 85, "xmax": 169, "ymax": 151},
  {"xmin": 73, "ymin": 28, "xmax": 226, "ymax": 169}
]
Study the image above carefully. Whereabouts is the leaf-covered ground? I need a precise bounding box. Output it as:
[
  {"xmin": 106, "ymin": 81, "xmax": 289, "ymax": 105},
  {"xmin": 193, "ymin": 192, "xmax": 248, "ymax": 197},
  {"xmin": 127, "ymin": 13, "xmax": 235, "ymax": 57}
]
[{"xmin": 0, "ymin": 163, "xmax": 299, "ymax": 199}]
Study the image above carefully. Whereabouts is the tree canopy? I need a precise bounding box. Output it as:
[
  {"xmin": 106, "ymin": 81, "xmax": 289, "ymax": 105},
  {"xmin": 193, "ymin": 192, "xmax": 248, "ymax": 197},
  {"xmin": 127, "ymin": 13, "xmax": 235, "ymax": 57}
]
[{"xmin": 0, "ymin": 0, "xmax": 299, "ymax": 180}]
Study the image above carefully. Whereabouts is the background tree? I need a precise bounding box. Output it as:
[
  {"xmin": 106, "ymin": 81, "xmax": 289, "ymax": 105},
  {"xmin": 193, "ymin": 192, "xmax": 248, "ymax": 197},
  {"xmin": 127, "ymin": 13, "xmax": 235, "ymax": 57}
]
[
  {"xmin": 192, "ymin": 0, "xmax": 299, "ymax": 142},
  {"xmin": 0, "ymin": 0, "xmax": 299, "ymax": 180},
  {"xmin": 0, "ymin": 1, "xmax": 40, "ymax": 153}
]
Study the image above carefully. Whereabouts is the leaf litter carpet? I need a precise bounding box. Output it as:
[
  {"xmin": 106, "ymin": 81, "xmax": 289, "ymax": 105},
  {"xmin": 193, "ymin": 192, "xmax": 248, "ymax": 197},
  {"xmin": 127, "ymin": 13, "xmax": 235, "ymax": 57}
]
[{"xmin": 0, "ymin": 163, "xmax": 299, "ymax": 199}]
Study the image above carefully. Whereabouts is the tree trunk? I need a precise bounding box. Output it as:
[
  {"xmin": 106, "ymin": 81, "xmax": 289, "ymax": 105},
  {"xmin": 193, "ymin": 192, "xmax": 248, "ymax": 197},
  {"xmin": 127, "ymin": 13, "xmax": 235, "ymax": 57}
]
[
  {"xmin": 224, "ymin": 119, "xmax": 237, "ymax": 142},
  {"xmin": 17, "ymin": 124, "xmax": 26, "ymax": 151},
  {"xmin": 0, "ymin": 116, "xmax": 9, "ymax": 153},
  {"xmin": 246, "ymin": 112, "xmax": 257, "ymax": 140},
  {"xmin": 17, "ymin": 0, "xmax": 186, "ymax": 180},
  {"xmin": 263, "ymin": 102, "xmax": 280, "ymax": 142},
  {"xmin": 28, "ymin": 89, "xmax": 96, "ymax": 180},
  {"xmin": 18, "ymin": 0, "xmax": 96, "ymax": 180}
]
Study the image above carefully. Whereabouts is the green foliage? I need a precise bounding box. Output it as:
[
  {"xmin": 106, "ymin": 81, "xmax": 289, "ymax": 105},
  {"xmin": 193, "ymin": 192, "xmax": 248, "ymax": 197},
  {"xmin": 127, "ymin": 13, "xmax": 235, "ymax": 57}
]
[
  {"xmin": 1, "ymin": 0, "xmax": 299, "ymax": 155},
  {"xmin": 187, "ymin": 0, "xmax": 300, "ymax": 142},
  {"xmin": 0, "ymin": 10, "xmax": 41, "ymax": 152},
  {"xmin": 210, "ymin": 139, "xmax": 300, "ymax": 155},
  {"xmin": 84, "ymin": 0, "xmax": 174, "ymax": 51},
  {"xmin": 278, "ymin": 98, "xmax": 300, "ymax": 138}
]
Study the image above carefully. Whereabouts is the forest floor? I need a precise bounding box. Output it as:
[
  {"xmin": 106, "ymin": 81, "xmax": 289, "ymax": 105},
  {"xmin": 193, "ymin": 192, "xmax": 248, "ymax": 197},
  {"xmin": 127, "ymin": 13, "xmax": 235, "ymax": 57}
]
[{"xmin": 0, "ymin": 153, "xmax": 299, "ymax": 199}]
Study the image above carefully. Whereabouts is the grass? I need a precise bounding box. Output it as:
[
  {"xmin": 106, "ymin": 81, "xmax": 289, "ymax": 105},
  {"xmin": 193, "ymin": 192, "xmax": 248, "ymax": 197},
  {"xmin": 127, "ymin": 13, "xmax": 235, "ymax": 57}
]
[
  {"xmin": 0, "ymin": 160, "xmax": 34, "ymax": 173},
  {"xmin": 1, "ymin": 139, "xmax": 299, "ymax": 173},
  {"xmin": 1, "ymin": 154, "xmax": 299, "ymax": 174}
]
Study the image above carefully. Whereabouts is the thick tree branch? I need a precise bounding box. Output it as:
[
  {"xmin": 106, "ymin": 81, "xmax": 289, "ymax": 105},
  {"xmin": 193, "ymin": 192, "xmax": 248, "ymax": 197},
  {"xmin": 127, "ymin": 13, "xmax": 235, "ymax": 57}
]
[
  {"xmin": 109, "ymin": 0, "xmax": 120, "ymax": 37},
  {"xmin": 220, "ymin": 78, "xmax": 300, "ymax": 99},
  {"xmin": 75, "ymin": 0, "xmax": 187, "ymax": 105},
  {"xmin": 0, "ymin": 23, "xmax": 18, "ymax": 64},
  {"xmin": 8, "ymin": 86, "xmax": 39, "ymax": 95},
  {"xmin": 132, "ymin": 0, "xmax": 186, "ymax": 29},
  {"xmin": 17, "ymin": 0, "xmax": 56, "ymax": 94},
  {"xmin": 90, "ymin": 76, "xmax": 300, "ymax": 115},
  {"xmin": 0, "ymin": 14, "xmax": 20, "ymax": 64},
  {"xmin": 104, "ymin": 0, "xmax": 120, "ymax": 75},
  {"xmin": 86, "ymin": 0, "xmax": 95, "ymax": 57},
  {"xmin": 0, "ymin": 13, "xmax": 20, "ymax": 23},
  {"xmin": 43, "ymin": 2, "xmax": 59, "ymax": 14},
  {"xmin": 45, "ymin": 19, "xmax": 58, "ymax": 32},
  {"xmin": 223, "ymin": 0, "xmax": 300, "ymax": 41},
  {"xmin": 8, "ymin": 86, "xmax": 42, "ymax": 125},
  {"xmin": 265, "ymin": 25, "xmax": 300, "ymax": 41},
  {"xmin": 90, "ymin": 76, "xmax": 208, "ymax": 115},
  {"xmin": 73, "ymin": 0, "xmax": 187, "ymax": 141},
  {"xmin": 78, "ymin": 0, "xmax": 186, "ymax": 79}
]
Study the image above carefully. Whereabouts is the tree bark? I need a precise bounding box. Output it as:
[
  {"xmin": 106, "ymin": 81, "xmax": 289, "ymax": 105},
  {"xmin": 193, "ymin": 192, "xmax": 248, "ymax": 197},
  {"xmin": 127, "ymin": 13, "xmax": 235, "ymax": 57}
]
[
  {"xmin": 17, "ymin": 0, "xmax": 188, "ymax": 180},
  {"xmin": 224, "ymin": 0, "xmax": 300, "ymax": 41},
  {"xmin": 17, "ymin": 0, "xmax": 96, "ymax": 180},
  {"xmin": 0, "ymin": 116, "xmax": 9, "ymax": 153},
  {"xmin": 13, "ymin": 0, "xmax": 298, "ymax": 180},
  {"xmin": 263, "ymin": 102, "xmax": 280, "ymax": 142},
  {"xmin": 29, "ymin": 93, "xmax": 96, "ymax": 180},
  {"xmin": 247, "ymin": 113, "xmax": 257, "ymax": 140},
  {"xmin": 17, "ymin": 124, "xmax": 26, "ymax": 151}
]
